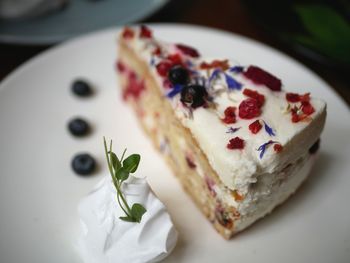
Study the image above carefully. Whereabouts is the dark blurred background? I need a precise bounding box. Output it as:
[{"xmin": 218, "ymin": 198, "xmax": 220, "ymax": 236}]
[{"xmin": 0, "ymin": 0, "xmax": 349, "ymax": 104}]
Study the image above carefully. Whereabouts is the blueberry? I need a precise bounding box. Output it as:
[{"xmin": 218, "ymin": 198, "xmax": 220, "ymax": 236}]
[
  {"xmin": 72, "ymin": 80, "xmax": 92, "ymax": 97},
  {"xmin": 72, "ymin": 153, "xmax": 96, "ymax": 175},
  {"xmin": 180, "ymin": 84, "xmax": 208, "ymax": 108},
  {"xmin": 68, "ymin": 118, "xmax": 90, "ymax": 136},
  {"xmin": 309, "ymin": 139, "xmax": 320, "ymax": 154},
  {"xmin": 168, "ymin": 65, "xmax": 189, "ymax": 85}
]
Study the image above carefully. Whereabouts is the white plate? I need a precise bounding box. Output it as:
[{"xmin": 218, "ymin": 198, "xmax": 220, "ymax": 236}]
[{"xmin": 0, "ymin": 24, "xmax": 349, "ymax": 263}]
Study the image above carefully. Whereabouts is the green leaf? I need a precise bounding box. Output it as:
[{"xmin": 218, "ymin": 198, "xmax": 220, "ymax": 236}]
[
  {"xmin": 131, "ymin": 203, "xmax": 147, "ymax": 222},
  {"xmin": 294, "ymin": 4, "xmax": 350, "ymax": 63},
  {"xmin": 110, "ymin": 152, "xmax": 121, "ymax": 171},
  {"xmin": 115, "ymin": 167, "xmax": 129, "ymax": 181},
  {"xmin": 123, "ymin": 154, "xmax": 141, "ymax": 173},
  {"xmin": 119, "ymin": 216, "xmax": 137, "ymax": 222}
]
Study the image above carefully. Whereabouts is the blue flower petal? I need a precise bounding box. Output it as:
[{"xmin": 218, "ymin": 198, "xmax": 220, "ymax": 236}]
[
  {"xmin": 257, "ymin": 140, "xmax": 277, "ymax": 159},
  {"xmin": 166, "ymin": 84, "xmax": 183, "ymax": 98},
  {"xmin": 229, "ymin": 66, "xmax": 244, "ymax": 73},
  {"xmin": 226, "ymin": 127, "xmax": 241, "ymax": 134},
  {"xmin": 208, "ymin": 69, "xmax": 221, "ymax": 83},
  {"xmin": 224, "ymin": 73, "xmax": 242, "ymax": 90},
  {"xmin": 263, "ymin": 121, "xmax": 276, "ymax": 136}
]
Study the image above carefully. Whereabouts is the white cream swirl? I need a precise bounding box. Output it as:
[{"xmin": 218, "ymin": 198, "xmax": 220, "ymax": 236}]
[{"xmin": 77, "ymin": 176, "xmax": 178, "ymax": 263}]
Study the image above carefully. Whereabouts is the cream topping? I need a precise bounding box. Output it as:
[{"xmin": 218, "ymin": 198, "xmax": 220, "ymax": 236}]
[
  {"xmin": 77, "ymin": 176, "xmax": 178, "ymax": 263},
  {"xmin": 119, "ymin": 27, "xmax": 326, "ymax": 193}
]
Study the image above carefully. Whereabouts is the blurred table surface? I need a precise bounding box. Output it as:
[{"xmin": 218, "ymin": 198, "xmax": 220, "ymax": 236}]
[{"xmin": 0, "ymin": 0, "xmax": 349, "ymax": 106}]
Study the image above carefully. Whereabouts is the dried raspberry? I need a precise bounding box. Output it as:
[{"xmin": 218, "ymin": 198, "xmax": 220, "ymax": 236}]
[
  {"xmin": 243, "ymin": 66, "xmax": 282, "ymax": 91},
  {"xmin": 243, "ymin": 88, "xmax": 265, "ymax": 107},
  {"xmin": 122, "ymin": 27, "xmax": 134, "ymax": 39},
  {"xmin": 238, "ymin": 98, "xmax": 261, "ymax": 119},
  {"xmin": 176, "ymin": 44, "xmax": 200, "ymax": 58},
  {"xmin": 286, "ymin": 93, "xmax": 301, "ymax": 103},
  {"xmin": 273, "ymin": 144, "xmax": 283, "ymax": 153},
  {"xmin": 227, "ymin": 137, "xmax": 244, "ymax": 150},
  {"xmin": 300, "ymin": 93, "xmax": 310, "ymax": 102},
  {"xmin": 248, "ymin": 120, "xmax": 262, "ymax": 134},
  {"xmin": 116, "ymin": 60, "xmax": 125, "ymax": 72},
  {"xmin": 301, "ymin": 101, "xmax": 315, "ymax": 115},
  {"xmin": 221, "ymin": 106, "xmax": 236, "ymax": 124},
  {"xmin": 167, "ymin": 53, "xmax": 183, "ymax": 65},
  {"xmin": 156, "ymin": 61, "xmax": 172, "ymax": 77},
  {"xmin": 200, "ymin": 60, "xmax": 229, "ymax": 70},
  {"xmin": 152, "ymin": 46, "xmax": 162, "ymax": 56},
  {"xmin": 139, "ymin": 25, "xmax": 152, "ymax": 38}
]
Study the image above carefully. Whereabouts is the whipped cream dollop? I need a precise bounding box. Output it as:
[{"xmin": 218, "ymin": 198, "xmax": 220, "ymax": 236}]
[{"xmin": 77, "ymin": 176, "xmax": 178, "ymax": 263}]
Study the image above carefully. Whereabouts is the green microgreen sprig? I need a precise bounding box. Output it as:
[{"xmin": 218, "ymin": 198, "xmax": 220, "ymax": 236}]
[{"xmin": 103, "ymin": 137, "xmax": 146, "ymax": 223}]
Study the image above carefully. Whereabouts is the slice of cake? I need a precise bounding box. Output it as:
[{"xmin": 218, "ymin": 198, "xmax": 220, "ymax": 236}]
[{"xmin": 116, "ymin": 25, "xmax": 327, "ymax": 239}]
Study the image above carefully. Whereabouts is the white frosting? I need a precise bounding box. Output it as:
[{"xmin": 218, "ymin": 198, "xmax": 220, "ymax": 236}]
[
  {"xmin": 121, "ymin": 28, "xmax": 326, "ymax": 195},
  {"xmin": 77, "ymin": 176, "xmax": 178, "ymax": 263}
]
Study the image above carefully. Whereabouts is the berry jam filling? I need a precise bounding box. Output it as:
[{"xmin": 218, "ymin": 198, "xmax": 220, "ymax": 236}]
[
  {"xmin": 243, "ymin": 65, "xmax": 282, "ymax": 91},
  {"xmin": 175, "ymin": 44, "xmax": 200, "ymax": 58},
  {"xmin": 309, "ymin": 139, "xmax": 320, "ymax": 154},
  {"xmin": 238, "ymin": 98, "xmax": 261, "ymax": 119},
  {"xmin": 180, "ymin": 84, "xmax": 208, "ymax": 108},
  {"xmin": 227, "ymin": 137, "xmax": 244, "ymax": 150},
  {"xmin": 120, "ymin": 67, "xmax": 145, "ymax": 100},
  {"xmin": 248, "ymin": 120, "xmax": 263, "ymax": 134},
  {"xmin": 205, "ymin": 176, "xmax": 216, "ymax": 197},
  {"xmin": 243, "ymin": 88, "xmax": 265, "ymax": 107},
  {"xmin": 215, "ymin": 205, "xmax": 233, "ymax": 229},
  {"xmin": 185, "ymin": 155, "xmax": 196, "ymax": 169},
  {"xmin": 221, "ymin": 106, "xmax": 237, "ymax": 124}
]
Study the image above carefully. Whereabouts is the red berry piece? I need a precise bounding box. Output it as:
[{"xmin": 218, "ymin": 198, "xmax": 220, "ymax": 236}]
[
  {"xmin": 222, "ymin": 106, "xmax": 236, "ymax": 124},
  {"xmin": 122, "ymin": 27, "xmax": 134, "ymax": 39},
  {"xmin": 152, "ymin": 46, "xmax": 162, "ymax": 56},
  {"xmin": 243, "ymin": 65, "xmax": 282, "ymax": 91},
  {"xmin": 273, "ymin": 144, "xmax": 283, "ymax": 153},
  {"xmin": 238, "ymin": 98, "xmax": 261, "ymax": 119},
  {"xmin": 156, "ymin": 61, "xmax": 172, "ymax": 77},
  {"xmin": 200, "ymin": 59, "xmax": 229, "ymax": 70},
  {"xmin": 243, "ymin": 88, "xmax": 265, "ymax": 107},
  {"xmin": 286, "ymin": 92, "xmax": 301, "ymax": 103},
  {"xmin": 167, "ymin": 53, "xmax": 183, "ymax": 65},
  {"xmin": 227, "ymin": 137, "xmax": 245, "ymax": 150},
  {"xmin": 176, "ymin": 44, "xmax": 200, "ymax": 58},
  {"xmin": 139, "ymin": 25, "xmax": 152, "ymax": 38},
  {"xmin": 249, "ymin": 120, "xmax": 262, "ymax": 134},
  {"xmin": 286, "ymin": 92, "xmax": 311, "ymax": 103},
  {"xmin": 301, "ymin": 101, "xmax": 315, "ymax": 115}
]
